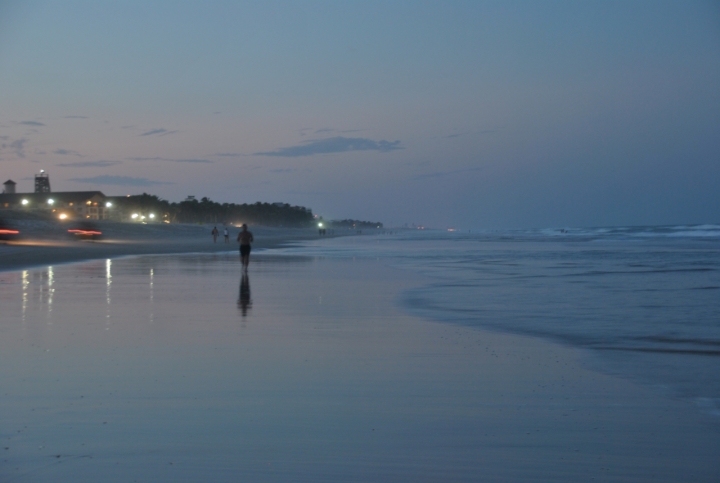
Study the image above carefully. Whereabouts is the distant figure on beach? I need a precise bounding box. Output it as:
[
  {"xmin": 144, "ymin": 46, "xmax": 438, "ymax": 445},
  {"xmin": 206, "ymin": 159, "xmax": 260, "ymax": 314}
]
[
  {"xmin": 211, "ymin": 226, "xmax": 219, "ymax": 243},
  {"xmin": 237, "ymin": 224, "xmax": 254, "ymax": 270},
  {"xmin": 223, "ymin": 227, "xmax": 229, "ymax": 243},
  {"xmin": 237, "ymin": 273, "xmax": 252, "ymax": 316}
]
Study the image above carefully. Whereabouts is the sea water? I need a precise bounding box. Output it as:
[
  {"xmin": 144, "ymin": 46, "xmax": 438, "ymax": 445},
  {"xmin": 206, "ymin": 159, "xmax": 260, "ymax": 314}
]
[{"xmin": 277, "ymin": 225, "xmax": 720, "ymax": 416}]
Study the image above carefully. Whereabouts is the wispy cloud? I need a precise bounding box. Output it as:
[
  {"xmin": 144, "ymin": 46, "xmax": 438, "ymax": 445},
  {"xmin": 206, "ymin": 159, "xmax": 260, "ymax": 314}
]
[
  {"xmin": 140, "ymin": 129, "xmax": 167, "ymax": 136},
  {"xmin": 176, "ymin": 158, "xmax": 213, "ymax": 163},
  {"xmin": 69, "ymin": 175, "xmax": 173, "ymax": 186},
  {"xmin": 1, "ymin": 138, "xmax": 28, "ymax": 158},
  {"xmin": 442, "ymin": 130, "xmax": 494, "ymax": 139},
  {"xmin": 213, "ymin": 152, "xmax": 246, "ymax": 157},
  {"xmin": 314, "ymin": 128, "xmax": 364, "ymax": 134},
  {"xmin": 64, "ymin": 115, "xmax": 88, "ymax": 119},
  {"xmin": 19, "ymin": 121, "xmax": 45, "ymax": 127},
  {"xmin": 255, "ymin": 136, "xmax": 403, "ymax": 157},
  {"xmin": 128, "ymin": 156, "xmax": 213, "ymax": 164},
  {"xmin": 57, "ymin": 160, "xmax": 121, "ymax": 168},
  {"xmin": 53, "ymin": 149, "xmax": 82, "ymax": 156},
  {"xmin": 140, "ymin": 128, "xmax": 178, "ymax": 137}
]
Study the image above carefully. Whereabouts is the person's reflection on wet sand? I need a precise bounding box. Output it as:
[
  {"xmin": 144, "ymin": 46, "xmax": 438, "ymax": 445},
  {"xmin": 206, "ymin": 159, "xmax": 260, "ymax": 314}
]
[{"xmin": 238, "ymin": 273, "xmax": 252, "ymax": 316}]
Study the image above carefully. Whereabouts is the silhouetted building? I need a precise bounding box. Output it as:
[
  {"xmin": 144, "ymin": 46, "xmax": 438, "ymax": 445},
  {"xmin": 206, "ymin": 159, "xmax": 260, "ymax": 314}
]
[
  {"xmin": 0, "ymin": 191, "xmax": 109, "ymax": 220},
  {"xmin": 2, "ymin": 180, "xmax": 16, "ymax": 194},
  {"xmin": 34, "ymin": 170, "xmax": 51, "ymax": 193}
]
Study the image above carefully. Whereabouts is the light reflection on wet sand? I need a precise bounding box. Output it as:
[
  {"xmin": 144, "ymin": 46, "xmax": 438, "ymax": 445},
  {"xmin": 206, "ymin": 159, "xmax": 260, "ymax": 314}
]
[{"xmin": 0, "ymin": 253, "xmax": 719, "ymax": 482}]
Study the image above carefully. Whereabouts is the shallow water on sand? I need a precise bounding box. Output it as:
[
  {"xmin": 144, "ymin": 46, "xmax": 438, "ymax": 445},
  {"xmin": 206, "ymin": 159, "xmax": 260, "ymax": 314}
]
[
  {"xmin": 1, "ymin": 252, "xmax": 719, "ymax": 482},
  {"xmin": 279, "ymin": 230, "xmax": 720, "ymax": 417}
]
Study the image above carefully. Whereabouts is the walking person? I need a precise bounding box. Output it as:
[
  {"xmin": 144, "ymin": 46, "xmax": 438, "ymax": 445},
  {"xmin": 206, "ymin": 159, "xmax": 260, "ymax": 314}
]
[
  {"xmin": 223, "ymin": 227, "xmax": 230, "ymax": 243},
  {"xmin": 237, "ymin": 224, "xmax": 254, "ymax": 271},
  {"xmin": 211, "ymin": 226, "xmax": 219, "ymax": 243}
]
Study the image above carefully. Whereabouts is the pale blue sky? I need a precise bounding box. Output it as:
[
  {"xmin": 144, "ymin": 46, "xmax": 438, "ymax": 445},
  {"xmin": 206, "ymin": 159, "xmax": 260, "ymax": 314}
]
[{"xmin": 1, "ymin": 1, "xmax": 718, "ymax": 228}]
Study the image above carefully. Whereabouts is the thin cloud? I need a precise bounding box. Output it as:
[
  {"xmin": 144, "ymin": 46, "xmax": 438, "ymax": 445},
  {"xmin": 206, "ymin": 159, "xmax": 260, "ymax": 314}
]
[
  {"xmin": 443, "ymin": 130, "xmax": 494, "ymax": 139},
  {"xmin": 140, "ymin": 129, "xmax": 167, "ymax": 136},
  {"xmin": 2, "ymin": 138, "xmax": 27, "ymax": 158},
  {"xmin": 64, "ymin": 115, "xmax": 88, "ymax": 119},
  {"xmin": 175, "ymin": 158, "xmax": 213, "ymax": 163},
  {"xmin": 314, "ymin": 128, "xmax": 364, "ymax": 134},
  {"xmin": 139, "ymin": 128, "xmax": 178, "ymax": 137},
  {"xmin": 19, "ymin": 121, "xmax": 45, "ymax": 127},
  {"xmin": 255, "ymin": 136, "xmax": 403, "ymax": 157},
  {"xmin": 127, "ymin": 156, "xmax": 213, "ymax": 163},
  {"xmin": 69, "ymin": 175, "xmax": 173, "ymax": 186},
  {"xmin": 53, "ymin": 149, "xmax": 82, "ymax": 156},
  {"xmin": 213, "ymin": 153, "xmax": 246, "ymax": 157},
  {"xmin": 57, "ymin": 160, "xmax": 121, "ymax": 168}
]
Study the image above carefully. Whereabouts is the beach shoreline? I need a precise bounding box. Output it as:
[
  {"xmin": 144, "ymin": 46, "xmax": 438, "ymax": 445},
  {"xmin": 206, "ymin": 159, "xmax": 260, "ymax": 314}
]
[
  {"xmin": 0, "ymin": 218, "xmax": 325, "ymax": 273},
  {"xmin": 1, "ymin": 253, "xmax": 719, "ymax": 481}
]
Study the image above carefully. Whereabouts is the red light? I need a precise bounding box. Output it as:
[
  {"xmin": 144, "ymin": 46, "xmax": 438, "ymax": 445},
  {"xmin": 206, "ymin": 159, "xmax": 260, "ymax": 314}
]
[
  {"xmin": 68, "ymin": 229, "xmax": 102, "ymax": 236},
  {"xmin": 0, "ymin": 229, "xmax": 19, "ymax": 235}
]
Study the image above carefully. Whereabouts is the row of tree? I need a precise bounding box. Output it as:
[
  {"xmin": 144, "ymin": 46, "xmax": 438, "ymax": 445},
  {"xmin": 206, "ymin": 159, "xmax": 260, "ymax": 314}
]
[
  {"xmin": 109, "ymin": 193, "xmax": 382, "ymax": 228},
  {"xmin": 327, "ymin": 219, "xmax": 384, "ymax": 229}
]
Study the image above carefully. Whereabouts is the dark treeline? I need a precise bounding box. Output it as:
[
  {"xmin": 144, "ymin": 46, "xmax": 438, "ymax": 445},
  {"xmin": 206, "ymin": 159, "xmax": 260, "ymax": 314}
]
[
  {"xmin": 328, "ymin": 219, "xmax": 384, "ymax": 229},
  {"xmin": 110, "ymin": 194, "xmax": 314, "ymax": 227}
]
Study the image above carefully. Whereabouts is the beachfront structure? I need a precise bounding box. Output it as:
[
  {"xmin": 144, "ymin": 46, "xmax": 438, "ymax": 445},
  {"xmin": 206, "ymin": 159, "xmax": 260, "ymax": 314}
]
[
  {"xmin": 0, "ymin": 191, "xmax": 109, "ymax": 220},
  {"xmin": 34, "ymin": 170, "xmax": 51, "ymax": 193},
  {"xmin": 3, "ymin": 180, "xmax": 16, "ymax": 194}
]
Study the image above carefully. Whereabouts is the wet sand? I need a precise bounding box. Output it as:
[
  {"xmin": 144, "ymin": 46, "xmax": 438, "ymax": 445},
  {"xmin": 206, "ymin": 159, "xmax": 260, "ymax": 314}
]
[{"xmin": 1, "ymin": 253, "xmax": 718, "ymax": 482}]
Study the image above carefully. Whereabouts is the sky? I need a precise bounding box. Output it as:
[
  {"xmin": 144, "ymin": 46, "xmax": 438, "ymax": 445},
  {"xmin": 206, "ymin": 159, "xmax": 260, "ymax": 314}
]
[{"xmin": 0, "ymin": 0, "xmax": 718, "ymax": 229}]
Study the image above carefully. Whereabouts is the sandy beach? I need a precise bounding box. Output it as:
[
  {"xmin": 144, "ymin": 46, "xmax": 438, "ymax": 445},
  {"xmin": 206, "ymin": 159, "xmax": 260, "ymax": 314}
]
[
  {"xmin": 1, "ymin": 243, "xmax": 719, "ymax": 481},
  {"xmin": 0, "ymin": 218, "xmax": 321, "ymax": 273}
]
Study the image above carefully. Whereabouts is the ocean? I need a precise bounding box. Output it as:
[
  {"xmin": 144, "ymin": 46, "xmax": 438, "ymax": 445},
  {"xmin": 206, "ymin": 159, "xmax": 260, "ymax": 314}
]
[{"xmin": 277, "ymin": 225, "xmax": 720, "ymax": 417}]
